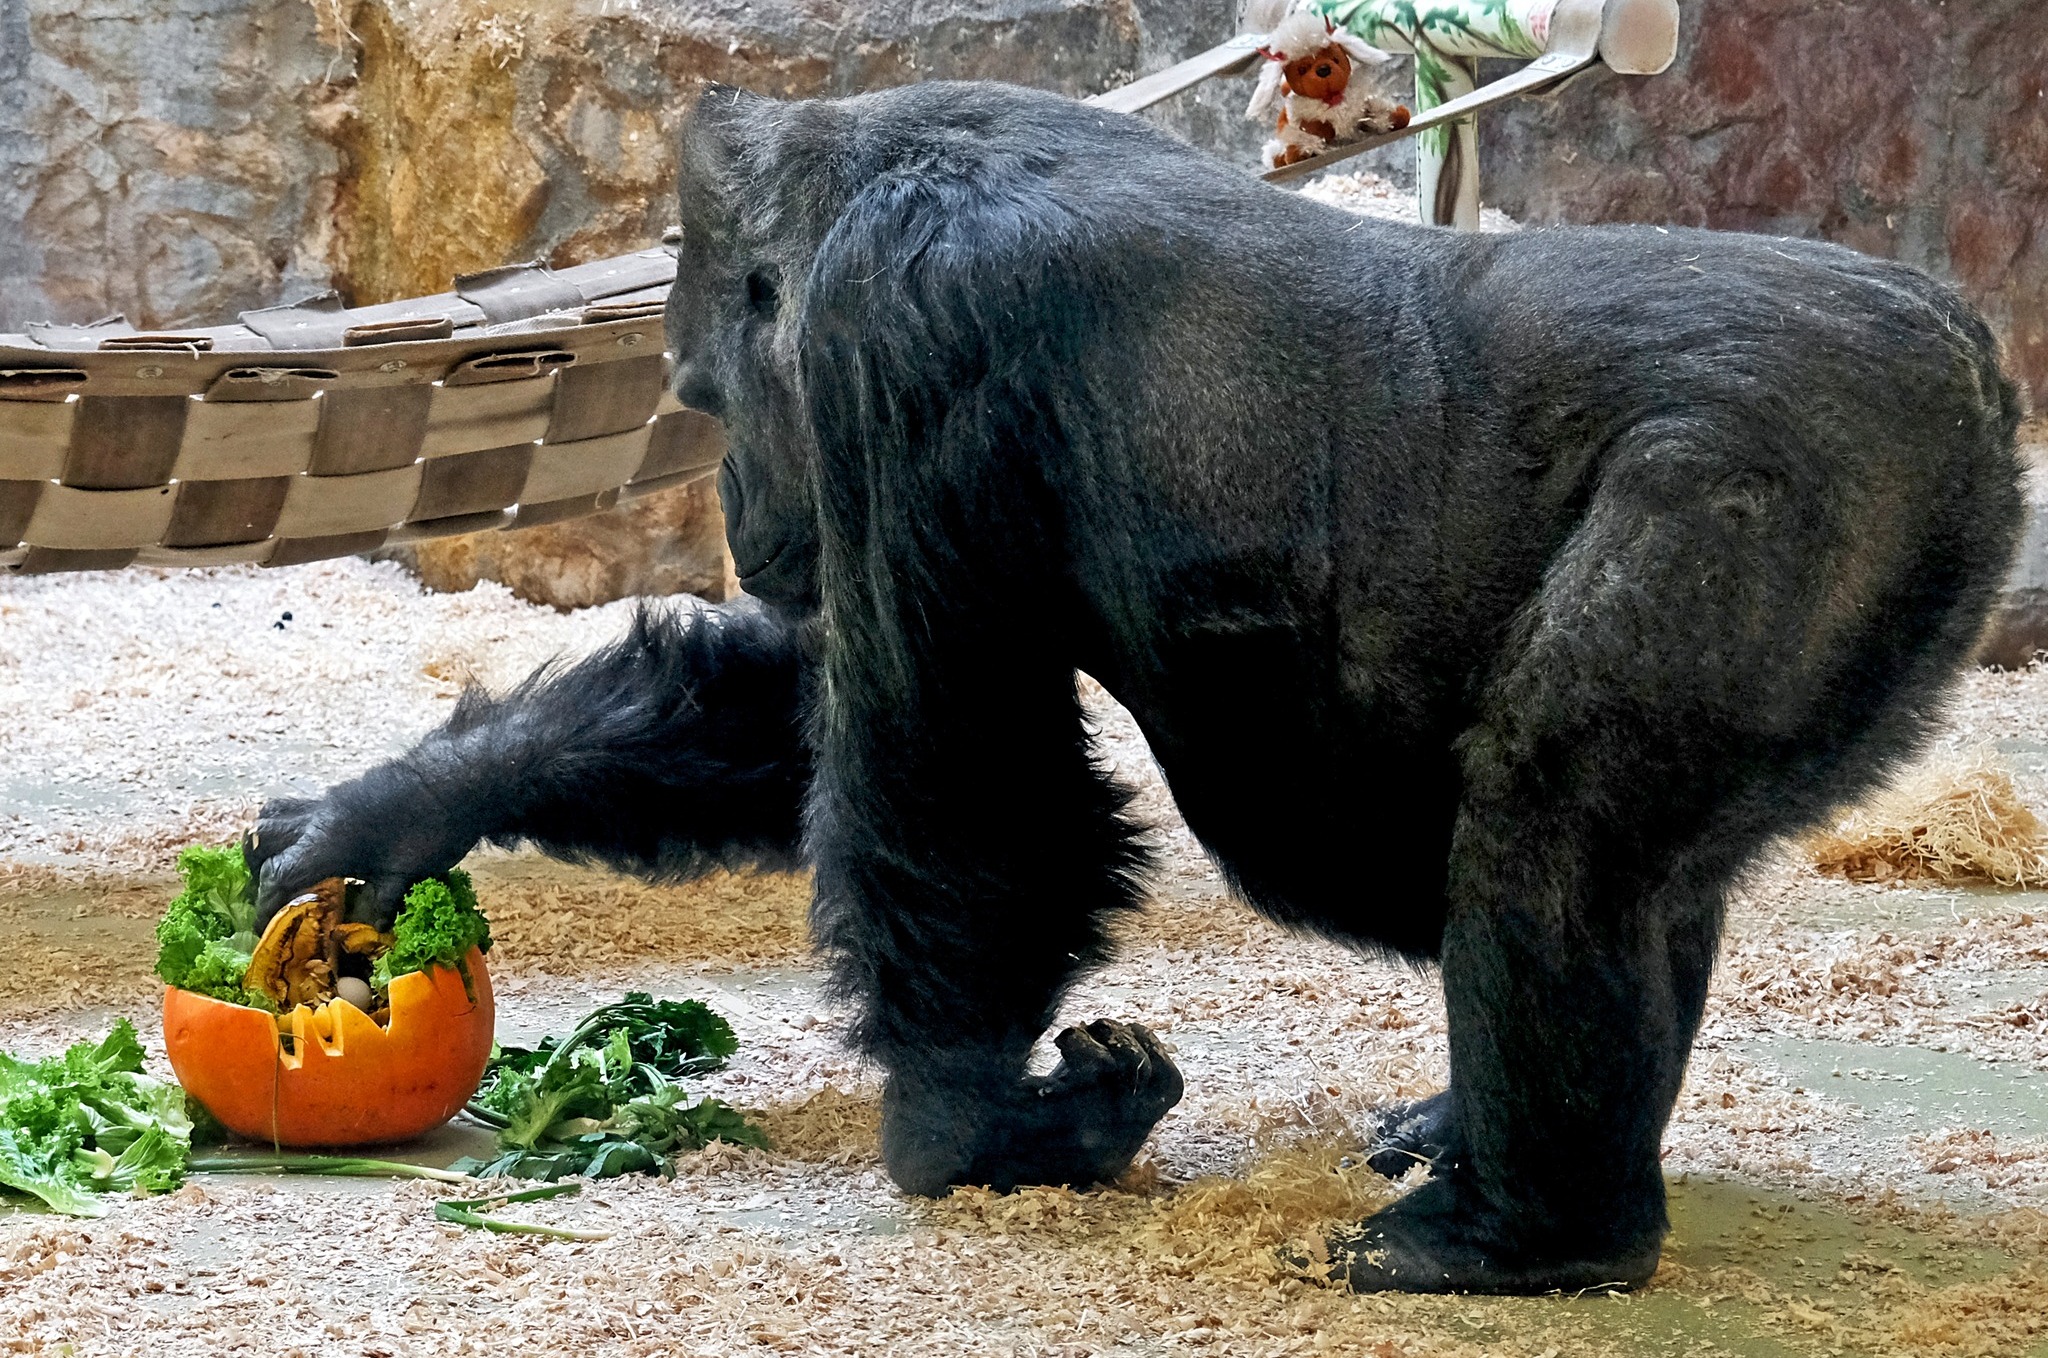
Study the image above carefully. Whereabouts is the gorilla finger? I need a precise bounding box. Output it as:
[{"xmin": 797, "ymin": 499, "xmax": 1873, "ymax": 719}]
[
  {"xmin": 254, "ymin": 845, "xmax": 352, "ymax": 925},
  {"xmin": 1087, "ymin": 1022, "xmax": 1154, "ymax": 1084},
  {"xmin": 254, "ymin": 858, "xmax": 309, "ymax": 924},
  {"xmin": 244, "ymin": 797, "xmax": 317, "ymax": 870},
  {"xmin": 352, "ymin": 875, "xmax": 413, "ymax": 931},
  {"xmin": 1098, "ymin": 1023, "xmax": 1182, "ymax": 1110},
  {"xmin": 1051, "ymin": 1025, "xmax": 1117, "ymax": 1080},
  {"xmin": 1130, "ymin": 1032, "xmax": 1179, "ymax": 1081}
]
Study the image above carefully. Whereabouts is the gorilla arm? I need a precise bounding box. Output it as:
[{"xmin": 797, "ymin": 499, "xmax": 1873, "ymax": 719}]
[{"xmin": 247, "ymin": 605, "xmax": 811, "ymax": 926}]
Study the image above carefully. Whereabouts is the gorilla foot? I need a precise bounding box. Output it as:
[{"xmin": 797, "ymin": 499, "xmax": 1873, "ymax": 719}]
[
  {"xmin": 1364, "ymin": 1089, "xmax": 1452, "ymax": 1178},
  {"xmin": 882, "ymin": 1020, "xmax": 1183, "ymax": 1196},
  {"xmin": 1325, "ymin": 1178, "xmax": 1661, "ymax": 1295}
]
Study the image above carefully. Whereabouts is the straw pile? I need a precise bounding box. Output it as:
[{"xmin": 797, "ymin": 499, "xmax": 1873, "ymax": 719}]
[{"xmin": 1805, "ymin": 750, "xmax": 2048, "ymax": 887}]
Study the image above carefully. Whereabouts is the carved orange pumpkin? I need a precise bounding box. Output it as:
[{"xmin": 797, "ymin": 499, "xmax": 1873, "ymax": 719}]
[{"xmin": 163, "ymin": 949, "xmax": 494, "ymax": 1147}]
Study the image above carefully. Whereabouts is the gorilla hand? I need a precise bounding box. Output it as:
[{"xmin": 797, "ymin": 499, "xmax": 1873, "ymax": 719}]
[
  {"xmin": 881, "ymin": 1021, "xmax": 1184, "ymax": 1196},
  {"xmin": 245, "ymin": 762, "xmax": 484, "ymax": 929}
]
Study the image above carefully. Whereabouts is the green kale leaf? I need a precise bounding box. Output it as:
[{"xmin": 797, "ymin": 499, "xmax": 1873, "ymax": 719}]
[
  {"xmin": 455, "ymin": 995, "xmax": 764, "ymax": 1182},
  {"xmin": 485, "ymin": 992, "xmax": 738, "ymax": 1083}
]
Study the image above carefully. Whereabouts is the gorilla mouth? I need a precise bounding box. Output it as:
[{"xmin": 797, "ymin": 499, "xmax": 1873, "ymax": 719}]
[
  {"xmin": 737, "ymin": 543, "xmax": 786, "ymax": 581},
  {"xmin": 733, "ymin": 538, "xmax": 820, "ymax": 611}
]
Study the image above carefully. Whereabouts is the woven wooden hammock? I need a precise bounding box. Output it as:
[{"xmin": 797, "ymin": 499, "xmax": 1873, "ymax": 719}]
[{"xmin": 0, "ymin": 249, "xmax": 721, "ymax": 574}]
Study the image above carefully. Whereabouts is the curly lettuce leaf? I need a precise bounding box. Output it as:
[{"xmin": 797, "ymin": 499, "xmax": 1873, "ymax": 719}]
[
  {"xmin": 371, "ymin": 869, "xmax": 493, "ymax": 991},
  {"xmin": 0, "ymin": 1021, "xmax": 192, "ymax": 1216},
  {"xmin": 155, "ymin": 843, "xmax": 267, "ymax": 1007}
]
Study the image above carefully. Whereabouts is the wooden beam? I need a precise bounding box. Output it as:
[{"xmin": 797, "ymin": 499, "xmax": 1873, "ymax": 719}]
[
  {"xmin": 1085, "ymin": 34, "xmax": 1267, "ymax": 115},
  {"xmin": 1260, "ymin": 47, "xmax": 1599, "ymax": 184}
]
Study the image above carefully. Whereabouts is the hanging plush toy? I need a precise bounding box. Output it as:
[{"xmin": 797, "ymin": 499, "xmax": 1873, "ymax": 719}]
[{"xmin": 1246, "ymin": 8, "xmax": 1411, "ymax": 169}]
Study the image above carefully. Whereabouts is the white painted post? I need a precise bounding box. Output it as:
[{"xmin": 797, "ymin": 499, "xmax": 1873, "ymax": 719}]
[{"xmin": 1297, "ymin": 0, "xmax": 1678, "ymax": 225}]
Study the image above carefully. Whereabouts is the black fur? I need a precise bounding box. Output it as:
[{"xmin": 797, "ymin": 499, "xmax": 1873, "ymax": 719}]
[
  {"xmin": 250, "ymin": 81, "xmax": 2026, "ymax": 1294},
  {"xmin": 250, "ymin": 604, "xmax": 808, "ymax": 923}
]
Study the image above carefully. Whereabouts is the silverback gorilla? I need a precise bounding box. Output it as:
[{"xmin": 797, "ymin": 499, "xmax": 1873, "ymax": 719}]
[{"xmin": 247, "ymin": 82, "xmax": 2025, "ymax": 1293}]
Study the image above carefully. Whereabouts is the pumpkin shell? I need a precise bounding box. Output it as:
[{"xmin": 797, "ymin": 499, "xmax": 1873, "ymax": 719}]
[{"xmin": 163, "ymin": 948, "xmax": 493, "ymax": 1147}]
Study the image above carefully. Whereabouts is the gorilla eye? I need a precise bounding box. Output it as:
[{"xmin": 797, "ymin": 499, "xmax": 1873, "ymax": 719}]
[{"xmin": 745, "ymin": 269, "xmax": 779, "ymax": 316}]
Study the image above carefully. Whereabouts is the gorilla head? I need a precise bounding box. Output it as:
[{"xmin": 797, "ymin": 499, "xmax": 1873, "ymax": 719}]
[
  {"xmin": 664, "ymin": 83, "xmax": 1120, "ymax": 617},
  {"xmin": 664, "ymin": 87, "xmax": 844, "ymax": 611}
]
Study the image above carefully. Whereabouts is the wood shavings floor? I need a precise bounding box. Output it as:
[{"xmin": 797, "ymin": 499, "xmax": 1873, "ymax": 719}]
[{"xmin": 4, "ymin": 564, "xmax": 2048, "ymax": 1354}]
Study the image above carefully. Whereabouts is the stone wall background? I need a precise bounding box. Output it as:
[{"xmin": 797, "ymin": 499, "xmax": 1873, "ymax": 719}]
[
  {"xmin": 1479, "ymin": 0, "xmax": 2048, "ymax": 413},
  {"xmin": 0, "ymin": 0, "xmax": 1260, "ymax": 329}
]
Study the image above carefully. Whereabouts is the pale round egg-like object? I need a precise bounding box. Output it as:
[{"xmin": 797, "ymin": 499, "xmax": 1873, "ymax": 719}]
[{"xmin": 335, "ymin": 976, "xmax": 375, "ymax": 1011}]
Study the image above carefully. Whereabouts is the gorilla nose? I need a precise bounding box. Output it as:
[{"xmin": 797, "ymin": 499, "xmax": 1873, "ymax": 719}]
[{"xmin": 669, "ymin": 361, "xmax": 724, "ymax": 419}]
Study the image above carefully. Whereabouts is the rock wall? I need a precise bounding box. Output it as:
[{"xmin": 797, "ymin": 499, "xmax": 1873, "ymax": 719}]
[
  {"xmin": 393, "ymin": 475, "xmax": 736, "ymax": 610},
  {"xmin": 0, "ymin": 0, "xmax": 347, "ymax": 334},
  {"xmin": 1, "ymin": 0, "xmax": 1255, "ymax": 325},
  {"xmin": 1480, "ymin": 0, "xmax": 2048, "ymax": 412}
]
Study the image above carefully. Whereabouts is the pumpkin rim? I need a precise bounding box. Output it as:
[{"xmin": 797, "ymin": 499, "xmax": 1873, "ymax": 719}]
[{"xmin": 164, "ymin": 951, "xmax": 483, "ymax": 1019}]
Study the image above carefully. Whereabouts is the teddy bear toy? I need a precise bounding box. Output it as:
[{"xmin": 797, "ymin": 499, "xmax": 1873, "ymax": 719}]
[{"xmin": 1246, "ymin": 8, "xmax": 1411, "ymax": 169}]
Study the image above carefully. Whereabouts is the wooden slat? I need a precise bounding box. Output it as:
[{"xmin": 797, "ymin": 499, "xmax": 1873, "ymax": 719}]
[
  {"xmin": 545, "ymin": 353, "xmax": 666, "ymax": 443},
  {"xmin": 135, "ymin": 540, "xmax": 278, "ymax": 567},
  {"xmin": 164, "ymin": 477, "xmax": 292, "ymax": 547},
  {"xmin": 0, "ymin": 398, "xmax": 75, "ymax": 479},
  {"xmin": 311, "ymin": 385, "xmax": 432, "ymax": 476},
  {"xmin": 267, "ymin": 530, "xmax": 388, "ymax": 567},
  {"xmin": 16, "ymin": 547, "xmax": 138, "ymax": 573},
  {"xmin": 422, "ymin": 378, "xmax": 555, "ymax": 458},
  {"xmin": 1084, "ymin": 35, "xmax": 1265, "ymax": 114},
  {"xmin": 511, "ymin": 488, "xmax": 621, "ymax": 528},
  {"xmin": 635, "ymin": 409, "xmax": 726, "ymax": 481},
  {"xmin": 387, "ymin": 508, "xmax": 515, "ymax": 543},
  {"xmin": 412, "ymin": 444, "xmax": 534, "ymax": 520},
  {"xmin": 62, "ymin": 395, "xmax": 186, "ymax": 489},
  {"xmin": 0, "ymin": 481, "xmax": 43, "ymax": 546},
  {"xmin": 273, "ymin": 464, "xmax": 424, "ymax": 538},
  {"xmin": 521, "ymin": 426, "xmax": 652, "ymax": 504},
  {"xmin": 173, "ymin": 395, "xmax": 322, "ymax": 480},
  {"xmin": 22, "ymin": 483, "xmax": 177, "ymax": 549},
  {"xmin": 619, "ymin": 467, "xmax": 718, "ymax": 501}
]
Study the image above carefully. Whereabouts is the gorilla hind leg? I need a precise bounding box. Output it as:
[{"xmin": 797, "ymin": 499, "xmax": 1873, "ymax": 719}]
[{"xmin": 1335, "ymin": 420, "xmax": 2006, "ymax": 1293}]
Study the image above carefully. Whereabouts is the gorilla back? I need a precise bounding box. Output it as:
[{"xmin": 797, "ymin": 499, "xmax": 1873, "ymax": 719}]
[{"xmin": 250, "ymin": 80, "xmax": 2024, "ymax": 1295}]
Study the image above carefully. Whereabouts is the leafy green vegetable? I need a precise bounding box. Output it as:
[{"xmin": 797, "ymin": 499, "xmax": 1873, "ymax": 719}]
[
  {"xmin": 370, "ymin": 869, "xmax": 493, "ymax": 992},
  {"xmin": 154, "ymin": 843, "xmax": 271, "ymax": 1009},
  {"xmin": 454, "ymin": 993, "xmax": 764, "ymax": 1182},
  {"xmin": 0, "ymin": 1020, "xmax": 195, "ymax": 1216},
  {"xmin": 485, "ymin": 992, "xmax": 738, "ymax": 1082}
]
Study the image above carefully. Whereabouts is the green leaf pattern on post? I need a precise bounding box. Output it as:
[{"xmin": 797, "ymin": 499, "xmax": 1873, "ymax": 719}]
[{"xmin": 1305, "ymin": 0, "xmax": 1558, "ymax": 193}]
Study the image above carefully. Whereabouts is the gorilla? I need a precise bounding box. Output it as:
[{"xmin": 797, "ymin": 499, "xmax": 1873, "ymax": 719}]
[{"xmin": 248, "ymin": 81, "xmax": 2024, "ymax": 1294}]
